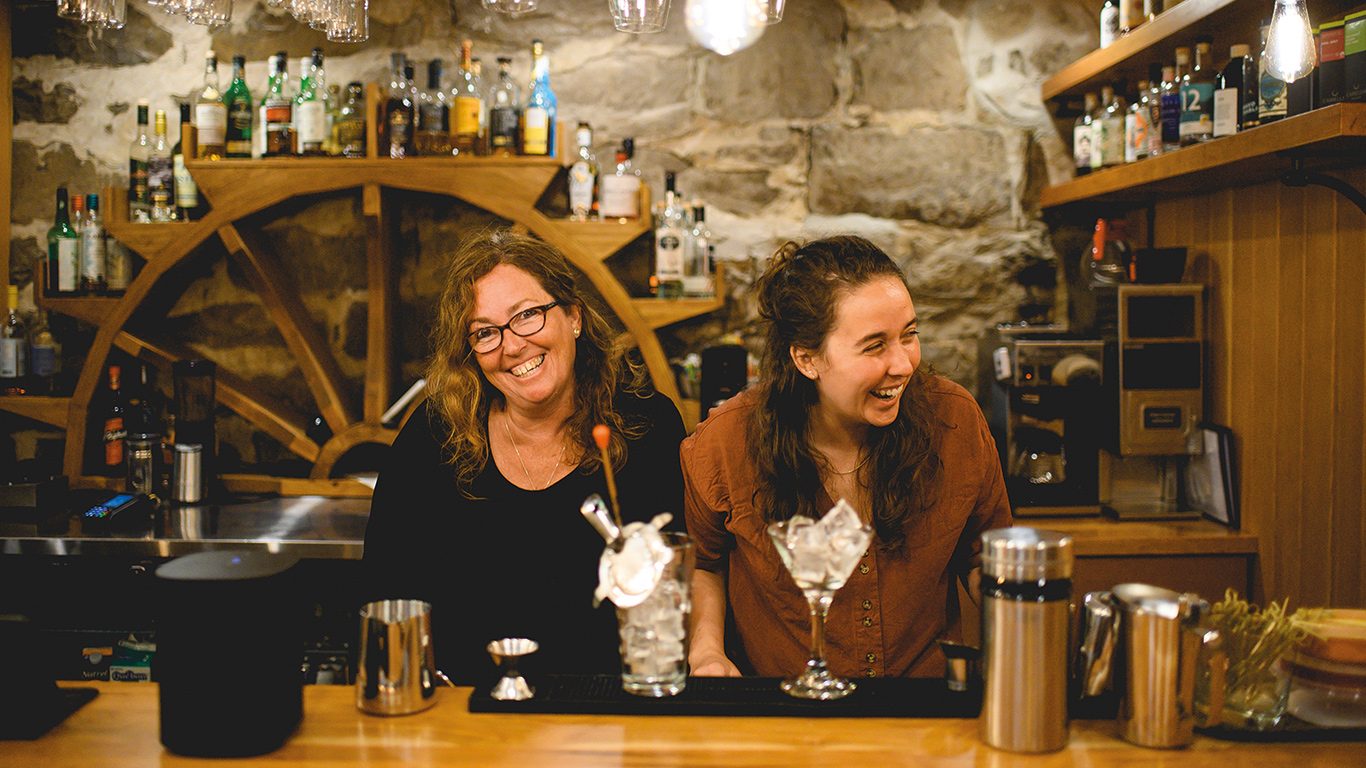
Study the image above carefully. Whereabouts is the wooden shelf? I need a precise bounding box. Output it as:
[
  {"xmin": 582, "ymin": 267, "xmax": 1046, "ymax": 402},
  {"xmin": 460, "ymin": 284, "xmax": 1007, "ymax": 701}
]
[
  {"xmin": 1032, "ymin": 516, "xmax": 1258, "ymax": 557},
  {"xmin": 1041, "ymin": 103, "xmax": 1366, "ymax": 208},
  {"xmin": 0, "ymin": 396, "xmax": 69, "ymax": 427},
  {"xmin": 105, "ymin": 220, "xmax": 196, "ymax": 261},
  {"xmin": 34, "ymin": 293, "xmax": 121, "ymax": 327},
  {"xmin": 547, "ymin": 219, "xmax": 650, "ymax": 262},
  {"xmin": 631, "ymin": 295, "xmax": 725, "ymax": 330}
]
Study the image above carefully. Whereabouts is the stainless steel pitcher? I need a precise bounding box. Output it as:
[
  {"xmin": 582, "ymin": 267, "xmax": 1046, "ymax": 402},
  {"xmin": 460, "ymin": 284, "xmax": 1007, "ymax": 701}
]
[{"xmin": 1078, "ymin": 583, "xmax": 1226, "ymax": 748}]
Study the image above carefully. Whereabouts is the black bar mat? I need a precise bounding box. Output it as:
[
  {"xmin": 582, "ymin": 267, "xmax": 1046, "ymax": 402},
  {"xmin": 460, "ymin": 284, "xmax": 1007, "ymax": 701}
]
[{"xmin": 0, "ymin": 688, "xmax": 98, "ymax": 740}]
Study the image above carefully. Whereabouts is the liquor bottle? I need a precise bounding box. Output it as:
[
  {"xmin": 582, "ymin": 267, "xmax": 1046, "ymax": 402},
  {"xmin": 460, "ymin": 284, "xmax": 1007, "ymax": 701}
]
[
  {"xmin": 683, "ymin": 202, "xmax": 714, "ymax": 298},
  {"xmin": 1100, "ymin": 0, "xmax": 1120, "ymax": 48},
  {"xmin": 102, "ymin": 364, "xmax": 127, "ymax": 478},
  {"xmin": 1259, "ymin": 18, "xmax": 1288, "ymax": 124},
  {"xmin": 1145, "ymin": 64, "xmax": 1164, "ymax": 157},
  {"xmin": 47, "ymin": 188, "xmax": 80, "ymax": 296},
  {"xmin": 225, "ymin": 55, "xmax": 253, "ymax": 158},
  {"xmin": 1119, "ymin": 0, "xmax": 1144, "ymax": 35},
  {"xmin": 1093, "ymin": 85, "xmax": 1125, "ymax": 168},
  {"xmin": 1, "ymin": 285, "xmax": 27, "ymax": 395},
  {"xmin": 263, "ymin": 53, "xmax": 296, "ymax": 157},
  {"xmin": 416, "ymin": 59, "xmax": 451, "ymax": 156},
  {"xmin": 1180, "ymin": 39, "xmax": 1216, "ymax": 145},
  {"xmin": 338, "ymin": 82, "xmax": 367, "ymax": 158},
  {"xmin": 296, "ymin": 50, "xmax": 329, "ymax": 156},
  {"xmin": 487, "ymin": 56, "xmax": 521, "ymax": 157},
  {"xmin": 598, "ymin": 139, "xmax": 642, "ymax": 221},
  {"xmin": 451, "ymin": 41, "xmax": 483, "ymax": 155},
  {"xmin": 522, "ymin": 40, "xmax": 557, "ymax": 157},
  {"xmin": 173, "ymin": 102, "xmax": 205, "ymax": 221},
  {"xmin": 384, "ymin": 59, "xmax": 416, "ymax": 159},
  {"xmin": 148, "ymin": 109, "xmax": 174, "ymax": 220},
  {"xmin": 568, "ymin": 122, "xmax": 598, "ymax": 221},
  {"xmin": 1218, "ymin": 43, "xmax": 1259, "ymax": 131},
  {"xmin": 194, "ymin": 50, "xmax": 227, "ymax": 159},
  {"xmin": 1125, "ymin": 80, "xmax": 1151, "ymax": 163},
  {"xmin": 80, "ymin": 194, "xmax": 108, "ymax": 295},
  {"xmin": 28, "ymin": 308, "xmax": 58, "ymax": 396},
  {"xmin": 654, "ymin": 172, "xmax": 687, "ymax": 299},
  {"xmin": 470, "ymin": 57, "xmax": 488, "ymax": 154},
  {"xmin": 1160, "ymin": 63, "xmax": 1181, "ymax": 152},
  {"xmin": 1073, "ymin": 92, "xmax": 1098, "ymax": 175},
  {"xmin": 106, "ymin": 238, "xmax": 132, "ymax": 296},
  {"xmin": 71, "ymin": 193, "xmax": 85, "ymax": 238},
  {"xmin": 129, "ymin": 99, "xmax": 152, "ymax": 223},
  {"xmin": 325, "ymin": 84, "xmax": 342, "ymax": 156}
]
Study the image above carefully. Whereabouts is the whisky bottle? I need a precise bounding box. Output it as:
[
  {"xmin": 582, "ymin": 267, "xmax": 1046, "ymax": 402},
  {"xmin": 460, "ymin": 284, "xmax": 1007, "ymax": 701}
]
[
  {"xmin": 683, "ymin": 202, "xmax": 714, "ymax": 298},
  {"xmin": 654, "ymin": 171, "xmax": 687, "ymax": 299},
  {"xmin": 102, "ymin": 365, "xmax": 127, "ymax": 478},
  {"xmin": 1073, "ymin": 92, "xmax": 1098, "ymax": 175},
  {"xmin": 451, "ymin": 41, "xmax": 483, "ymax": 155},
  {"xmin": 337, "ymin": 82, "xmax": 367, "ymax": 158},
  {"xmin": 296, "ymin": 50, "xmax": 329, "ymax": 156},
  {"xmin": 225, "ymin": 54, "xmax": 253, "ymax": 158},
  {"xmin": 384, "ymin": 60, "xmax": 416, "ymax": 159},
  {"xmin": 194, "ymin": 50, "xmax": 227, "ymax": 159},
  {"xmin": 263, "ymin": 53, "xmax": 296, "ymax": 157},
  {"xmin": 487, "ymin": 57, "xmax": 521, "ymax": 157},
  {"xmin": 1180, "ymin": 39, "xmax": 1216, "ymax": 145},
  {"xmin": 80, "ymin": 194, "xmax": 108, "ymax": 295},
  {"xmin": 129, "ymin": 99, "xmax": 152, "ymax": 222},
  {"xmin": 148, "ymin": 109, "xmax": 174, "ymax": 220},
  {"xmin": 598, "ymin": 139, "xmax": 641, "ymax": 221},
  {"xmin": 1, "ymin": 285, "xmax": 26, "ymax": 395},
  {"xmin": 47, "ymin": 187, "xmax": 80, "ymax": 295},
  {"xmin": 568, "ymin": 122, "xmax": 597, "ymax": 221},
  {"xmin": 416, "ymin": 59, "xmax": 451, "ymax": 156},
  {"xmin": 522, "ymin": 40, "xmax": 557, "ymax": 157}
]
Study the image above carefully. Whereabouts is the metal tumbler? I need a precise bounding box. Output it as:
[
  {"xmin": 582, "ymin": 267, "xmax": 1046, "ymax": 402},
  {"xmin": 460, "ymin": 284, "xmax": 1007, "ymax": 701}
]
[
  {"xmin": 979, "ymin": 527, "xmax": 1074, "ymax": 753},
  {"xmin": 355, "ymin": 599, "xmax": 438, "ymax": 716}
]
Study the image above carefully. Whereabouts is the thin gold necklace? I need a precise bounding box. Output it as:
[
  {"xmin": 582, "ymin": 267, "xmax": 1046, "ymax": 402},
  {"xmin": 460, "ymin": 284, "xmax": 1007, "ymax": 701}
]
[
  {"xmin": 503, "ymin": 414, "xmax": 564, "ymax": 490},
  {"xmin": 825, "ymin": 450, "xmax": 870, "ymax": 476}
]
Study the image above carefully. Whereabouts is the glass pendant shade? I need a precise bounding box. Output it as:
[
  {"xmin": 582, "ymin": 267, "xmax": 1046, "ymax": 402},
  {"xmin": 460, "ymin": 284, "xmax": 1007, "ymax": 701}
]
[
  {"xmin": 1264, "ymin": 0, "xmax": 1317, "ymax": 83},
  {"xmin": 685, "ymin": 0, "xmax": 766, "ymax": 55}
]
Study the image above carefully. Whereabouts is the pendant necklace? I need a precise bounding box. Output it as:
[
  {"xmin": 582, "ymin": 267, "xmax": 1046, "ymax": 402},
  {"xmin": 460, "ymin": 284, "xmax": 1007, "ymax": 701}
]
[{"xmin": 503, "ymin": 414, "xmax": 564, "ymax": 490}]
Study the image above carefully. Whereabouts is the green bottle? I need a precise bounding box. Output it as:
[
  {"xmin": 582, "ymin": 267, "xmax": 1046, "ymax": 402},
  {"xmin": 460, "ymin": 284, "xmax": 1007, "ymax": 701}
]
[
  {"xmin": 224, "ymin": 55, "xmax": 253, "ymax": 158},
  {"xmin": 46, "ymin": 187, "xmax": 80, "ymax": 295}
]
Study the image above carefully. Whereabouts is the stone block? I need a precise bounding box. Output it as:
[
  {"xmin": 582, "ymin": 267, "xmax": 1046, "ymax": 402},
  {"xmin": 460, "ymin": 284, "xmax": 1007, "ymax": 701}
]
[
  {"xmin": 556, "ymin": 53, "xmax": 693, "ymax": 116},
  {"xmin": 13, "ymin": 78, "xmax": 80, "ymax": 125},
  {"xmin": 849, "ymin": 25, "xmax": 968, "ymax": 112},
  {"xmin": 700, "ymin": 0, "xmax": 844, "ymax": 122},
  {"xmin": 808, "ymin": 124, "xmax": 1013, "ymax": 227},
  {"xmin": 9, "ymin": 141, "xmax": 116, "ymax": 227}
]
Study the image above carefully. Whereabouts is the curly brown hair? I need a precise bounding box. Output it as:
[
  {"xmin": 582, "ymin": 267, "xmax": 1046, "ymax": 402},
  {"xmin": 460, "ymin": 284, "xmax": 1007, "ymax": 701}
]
[
  {"xmin": 425, "ymin": 229, "xmax": 646, "ymax": 497},
  {"xmin": 750, "ymin": 236, "xmax": 942, "ymax": 552}
]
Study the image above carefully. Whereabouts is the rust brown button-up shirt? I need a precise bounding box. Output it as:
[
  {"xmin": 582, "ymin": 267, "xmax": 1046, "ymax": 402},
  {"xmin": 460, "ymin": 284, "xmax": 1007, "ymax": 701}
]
[{"xmin": 681, "ymin": 378, "xmax": 1012, "ymax": 679}]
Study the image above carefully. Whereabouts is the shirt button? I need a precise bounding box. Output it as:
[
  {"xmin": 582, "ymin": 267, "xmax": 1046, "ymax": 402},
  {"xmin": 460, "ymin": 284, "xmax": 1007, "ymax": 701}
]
[
  {"xmin": 859, "ymin": 563, "xmax": 869, "ymax": 574},
  {"xmin": 862, "ymin": 617, "xmax": 872, "ymax": 627},
  {"xmin": 866, "ymin": 652, "xmax": 877, "ymax": 663},
  {"xmin": 865, "ymin": 668, "xmax": 876, "ymax": 677},
  {"xmin": 862, "ymin": 599, "xmax": 872, "ymax": 610}
]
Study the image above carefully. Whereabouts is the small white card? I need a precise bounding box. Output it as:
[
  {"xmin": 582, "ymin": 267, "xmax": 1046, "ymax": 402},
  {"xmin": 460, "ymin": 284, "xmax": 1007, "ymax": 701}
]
[{"xmin": 1213, "ymin": 88, "xmax": 1239, "ymax": 137}]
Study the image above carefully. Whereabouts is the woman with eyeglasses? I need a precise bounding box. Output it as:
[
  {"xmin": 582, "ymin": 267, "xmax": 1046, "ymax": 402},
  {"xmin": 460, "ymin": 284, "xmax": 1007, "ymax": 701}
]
[{"xmin": 361, "ymin": 229, "xmax": 685, "ymax": 682}]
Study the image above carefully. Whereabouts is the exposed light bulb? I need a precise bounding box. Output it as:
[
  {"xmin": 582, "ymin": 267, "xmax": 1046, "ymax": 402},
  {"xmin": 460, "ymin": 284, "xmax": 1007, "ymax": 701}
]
[
  {"xmin": 1264, "ymin": 0, "xmax": 1317, "ymax": 83},
  {"xmin": 685, "ymin": 0, "xmax": 766, "ymax": 56}
]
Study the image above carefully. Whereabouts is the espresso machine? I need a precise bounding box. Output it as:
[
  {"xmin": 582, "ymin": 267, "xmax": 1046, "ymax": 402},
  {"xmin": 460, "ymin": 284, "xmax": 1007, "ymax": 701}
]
[{"xmin": 984, "ymin": 327, "xmax": 1105, "ymax": 516}]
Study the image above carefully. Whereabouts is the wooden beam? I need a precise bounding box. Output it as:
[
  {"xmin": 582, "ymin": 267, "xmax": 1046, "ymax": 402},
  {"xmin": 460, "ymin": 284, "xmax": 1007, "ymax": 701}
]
[{"xmin": 363, "ymin": 183, "xmax": 393, "ymax": 425}]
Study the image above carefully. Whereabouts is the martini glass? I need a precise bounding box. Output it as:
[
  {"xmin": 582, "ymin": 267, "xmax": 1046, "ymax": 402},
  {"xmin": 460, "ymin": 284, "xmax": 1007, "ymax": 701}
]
[{"xmin": 767, "ymin": 506, "xmax": 872, "ymax": 700}]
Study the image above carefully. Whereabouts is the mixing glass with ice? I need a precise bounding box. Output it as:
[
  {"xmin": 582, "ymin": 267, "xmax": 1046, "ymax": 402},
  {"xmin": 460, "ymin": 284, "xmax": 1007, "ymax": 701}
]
[{"xmin": 767, "ymin": 499, "xmax": 873, "ymax": 699}]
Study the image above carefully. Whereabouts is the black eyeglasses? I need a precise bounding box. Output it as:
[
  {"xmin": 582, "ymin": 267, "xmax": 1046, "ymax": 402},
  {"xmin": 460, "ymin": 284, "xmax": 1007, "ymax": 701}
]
[{"xmin": 467, "ymin": 301, "xmax": 562, "ymax": 353}]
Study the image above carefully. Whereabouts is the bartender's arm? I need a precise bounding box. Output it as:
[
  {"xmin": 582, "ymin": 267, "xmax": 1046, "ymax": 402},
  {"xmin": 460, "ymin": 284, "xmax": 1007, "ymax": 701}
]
[{"xmin": 689, "ymin": 568, "xmax": 741, "ymax": 677}]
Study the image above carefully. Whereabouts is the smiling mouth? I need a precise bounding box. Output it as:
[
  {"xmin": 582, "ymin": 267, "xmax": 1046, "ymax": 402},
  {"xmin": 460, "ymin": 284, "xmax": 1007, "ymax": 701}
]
[
  {"xmin": 511, "ymin": 355, "xmax": 546, "ymax": 377},
  {"xmin": 872, "ymin": 383, "xmax": 905, "ymax": 401}
]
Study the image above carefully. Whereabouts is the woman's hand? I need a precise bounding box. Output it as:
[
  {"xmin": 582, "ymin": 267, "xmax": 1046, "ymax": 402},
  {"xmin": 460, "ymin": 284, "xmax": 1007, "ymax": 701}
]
[{"xmin": 690, "ymin": 650, "xmax": 741, "ymax": 677}]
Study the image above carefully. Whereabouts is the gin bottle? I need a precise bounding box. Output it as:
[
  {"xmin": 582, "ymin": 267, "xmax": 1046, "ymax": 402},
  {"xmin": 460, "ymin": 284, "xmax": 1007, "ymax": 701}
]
[
  {"xmin": 653, "ymin": 171, "xmax": 687, "ymax": 299},
  {"xmin": 1180, "ymin": 39, "xmax": 1216, "ymax": 145},
  {"xmin": 1125, "ymin": 80, "xmax": 1151, "ymax": 163},
  {"xmin": 683, "ymin": 202, "xmax": 714, "ymax": 298},
  {"xmin": 129, "ymin": 99, "xmax": 152, "ymax": 222},
  {"xmin": 194, "ymin": 50, "xmax": 227, "ymax": 159},
  {"xmin": 1073, "ymin": 92, "xmax": 1098, "ymax": 175},
  {"xmin": 568, "ymin": 122, "xmax": 597, "ymax": 220}
]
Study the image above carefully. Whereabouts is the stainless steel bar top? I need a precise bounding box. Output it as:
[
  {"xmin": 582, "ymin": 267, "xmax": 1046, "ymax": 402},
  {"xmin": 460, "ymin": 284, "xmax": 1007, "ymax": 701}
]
[{"xmin": 0, "ymin": 496, "xmax": 369, "ymax": 559}]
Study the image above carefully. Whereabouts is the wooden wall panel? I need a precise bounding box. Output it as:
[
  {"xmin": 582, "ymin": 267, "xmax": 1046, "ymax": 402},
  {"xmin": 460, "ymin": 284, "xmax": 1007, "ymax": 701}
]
[{"xmin": 1155, "ymin": 170, "xmax": 1366, "ymax": 609}]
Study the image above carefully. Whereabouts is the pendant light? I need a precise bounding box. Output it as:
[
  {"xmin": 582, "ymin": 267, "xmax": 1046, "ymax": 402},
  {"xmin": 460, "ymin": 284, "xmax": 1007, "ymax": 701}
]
[
  {"xmin": 1263, "ymin": 0, "xmax": 1317, "ymax": 83},
  {"xmin": 685, "ymin": 0, "xmax": 767, "ymax": 55}
]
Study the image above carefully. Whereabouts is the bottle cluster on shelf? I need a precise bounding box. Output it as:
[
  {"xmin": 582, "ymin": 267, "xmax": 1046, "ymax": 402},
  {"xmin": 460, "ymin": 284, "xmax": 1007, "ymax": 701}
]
[
  {"xmin": 651, "ymin": 171, "xmax": 715, "ymax": 300},
  {"xmin": 1098, "ymin": 0, "xmax": 1164, "ymax": 50},
  {"xmin": 46, "ymin": 186, "xmax": 136, "ymax": 296},
  {"xmin": 1077, "ymin": 10, "xmax": 1366, "ymax": 175},
  {"xmin": 93, "ymin": 361, "xmax": 172, "ymax": 490}
]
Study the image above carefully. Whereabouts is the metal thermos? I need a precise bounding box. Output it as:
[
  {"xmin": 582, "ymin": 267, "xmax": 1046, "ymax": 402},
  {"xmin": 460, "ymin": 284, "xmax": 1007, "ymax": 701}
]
[
  {"xmin": 172, "ymin": 443, "xmax": 204, "ymax": 503},
  {"xmin": 979, "ymin": 527, "xmax": 1074, "ymax": 753}
]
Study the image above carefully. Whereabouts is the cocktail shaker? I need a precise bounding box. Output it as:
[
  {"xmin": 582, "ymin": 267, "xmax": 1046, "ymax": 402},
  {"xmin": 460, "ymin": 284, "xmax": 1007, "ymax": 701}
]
[{"xmin": 979, "ymin": 527, "xmax": 1074, "ymax": 753}]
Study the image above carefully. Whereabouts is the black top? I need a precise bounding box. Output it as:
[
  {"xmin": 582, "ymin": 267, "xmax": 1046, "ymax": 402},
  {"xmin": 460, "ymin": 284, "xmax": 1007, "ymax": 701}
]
[{"xmin": 360, "ymin": 390, "xmax": 685, "ymax": 684}]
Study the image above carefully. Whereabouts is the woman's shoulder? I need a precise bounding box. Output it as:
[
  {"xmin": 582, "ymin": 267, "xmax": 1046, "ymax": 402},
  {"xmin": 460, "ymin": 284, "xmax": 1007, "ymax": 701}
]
[
  {"xmin": 682, "ymin": 387, "xmax": 761, "ymax": 455},
  {"xmin": 922, "ymin": 375, "xmax": 982, "ymax": 414}
]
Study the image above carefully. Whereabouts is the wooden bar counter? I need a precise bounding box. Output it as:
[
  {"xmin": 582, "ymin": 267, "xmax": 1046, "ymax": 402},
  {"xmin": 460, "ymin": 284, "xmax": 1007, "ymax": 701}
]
[{"xmin": 5, "ymin": 682, "xmax": 1360, "ymax": 768}]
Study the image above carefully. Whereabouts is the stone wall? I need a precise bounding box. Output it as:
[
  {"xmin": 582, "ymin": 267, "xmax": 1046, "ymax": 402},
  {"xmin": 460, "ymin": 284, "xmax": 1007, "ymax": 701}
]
[{"xmin": 6, "ymin": 0, "xmax": 1097, "ymax": 470}]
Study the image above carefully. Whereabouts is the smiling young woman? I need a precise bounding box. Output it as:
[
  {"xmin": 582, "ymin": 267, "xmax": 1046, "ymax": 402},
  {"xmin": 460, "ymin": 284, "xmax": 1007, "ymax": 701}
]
[{"xmin": 681, "ymin": 236, "xmax": 1013, "ymax": 680}]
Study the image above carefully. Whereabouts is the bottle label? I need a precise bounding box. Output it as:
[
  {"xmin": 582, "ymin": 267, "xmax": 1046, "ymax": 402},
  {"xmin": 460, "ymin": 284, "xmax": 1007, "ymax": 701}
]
[
  {"xmin": 1125, "ymin": 108, "xmax": 1149, "ymax": 162},
  {"xmin": 129, "ymin": 160, "xmax": 150, "ymax": 205},
  {"xmin": 599, "ymin": 175, "xmax": 640, "ymax": 219},
  {"xmin": 81, "ymin": 230, "xmax": 107, "ymax": 282},
  {"xmin": 104, "ymin": 417, "xmax": 125, "ymax": 466},
  {"xmin": 196, "ymin": 103, "xmax": 227, "ymax": 146},
  {"xmin": 655, "ymin": 228, "xmax": 685, "ymax": 280},
  {"xmin": 1259, "ymin": 68, "xmax": 1287, "ymax": 119},
  {"xmin": 1180, "ymin": 82, "xmax": 1215, "ymax": 138},
  {"xmin": 454, "ymin": 96, "xmax": 480, "ymax": 137},
  {"xmin": 523, "ymin": 107, "xmax": 549, "ymax": 155},
  {"xmin": 227, "ymin": 102, "xmax": 252, "ymax": 156},
  {"xmin": 1147, "ymin": 99, "xmax": 1164, "ymax": 155},
  {"xmin": 297, "ymin": 101, "xmax": 327, "ymax": 145},
  {"xmin": 386, "ymin": 111, "xmax": 412, "ymax": 156},
  {"xmin": 57, "ymin": 239, "xmax": 79, "ymax": 292},
  {"xmin": 1073, "ymin": 123, "xmax": 1092, "ymax": 169},
  {"xmin": 490, "ymin": 107, "xmax": 519, "ymax": 148},
  {"xmin": 1213, "ymin": 88, "xmax": 1239, "ymax": 137},
  {"xmin": 174, "ymin": 153, "xmax": 199, "ymax": 208},
  {"xmin": 31, "ymin": 344, "xmax": 56, "ymax": 378},
  {"xmin": 265, "ymin": 102, "xmax": 293, "ymax": 126},
  {"xmin": 148, "ymin": 156, "xmax": 173, "ymax": 193},
  {"xmin": 106, "ymin": 238, "xmax": 131, "ymax": 290},
  {"xmin": 569, "ymin": 161, "xmax": 595, "ymax": 215},
  {"xmin": 0, "ymin": 338, "xmax": 23, "ymax": 378}
]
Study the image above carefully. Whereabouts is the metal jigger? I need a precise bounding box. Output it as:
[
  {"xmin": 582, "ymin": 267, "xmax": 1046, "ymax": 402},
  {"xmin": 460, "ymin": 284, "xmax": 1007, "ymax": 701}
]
[{"xmin": 487, "ymin": 638, "xmax": 538, "ymax": 701}]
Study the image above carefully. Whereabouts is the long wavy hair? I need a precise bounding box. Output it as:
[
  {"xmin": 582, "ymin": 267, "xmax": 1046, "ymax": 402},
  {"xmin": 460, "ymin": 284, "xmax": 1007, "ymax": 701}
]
[
  {"xmin": 750, "ymin": 236, "xmax": 942, "ymax": 552},
  {"xmin": 425, "ymin": 229, "xmax": 645, "ymax": 496}
]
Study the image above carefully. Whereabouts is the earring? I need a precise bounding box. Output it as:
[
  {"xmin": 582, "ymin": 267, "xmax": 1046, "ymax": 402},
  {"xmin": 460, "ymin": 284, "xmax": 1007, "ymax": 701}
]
[{"xmin": 573, "ymin": 328, "xmax": 581, "ymax": 337}]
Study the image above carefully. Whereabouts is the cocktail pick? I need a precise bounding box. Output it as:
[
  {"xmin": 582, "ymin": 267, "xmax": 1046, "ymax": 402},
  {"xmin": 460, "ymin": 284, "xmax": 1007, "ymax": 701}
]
[{"xmin": 593, "ymin": 424, "xmax": 622, "ymax": 530}]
